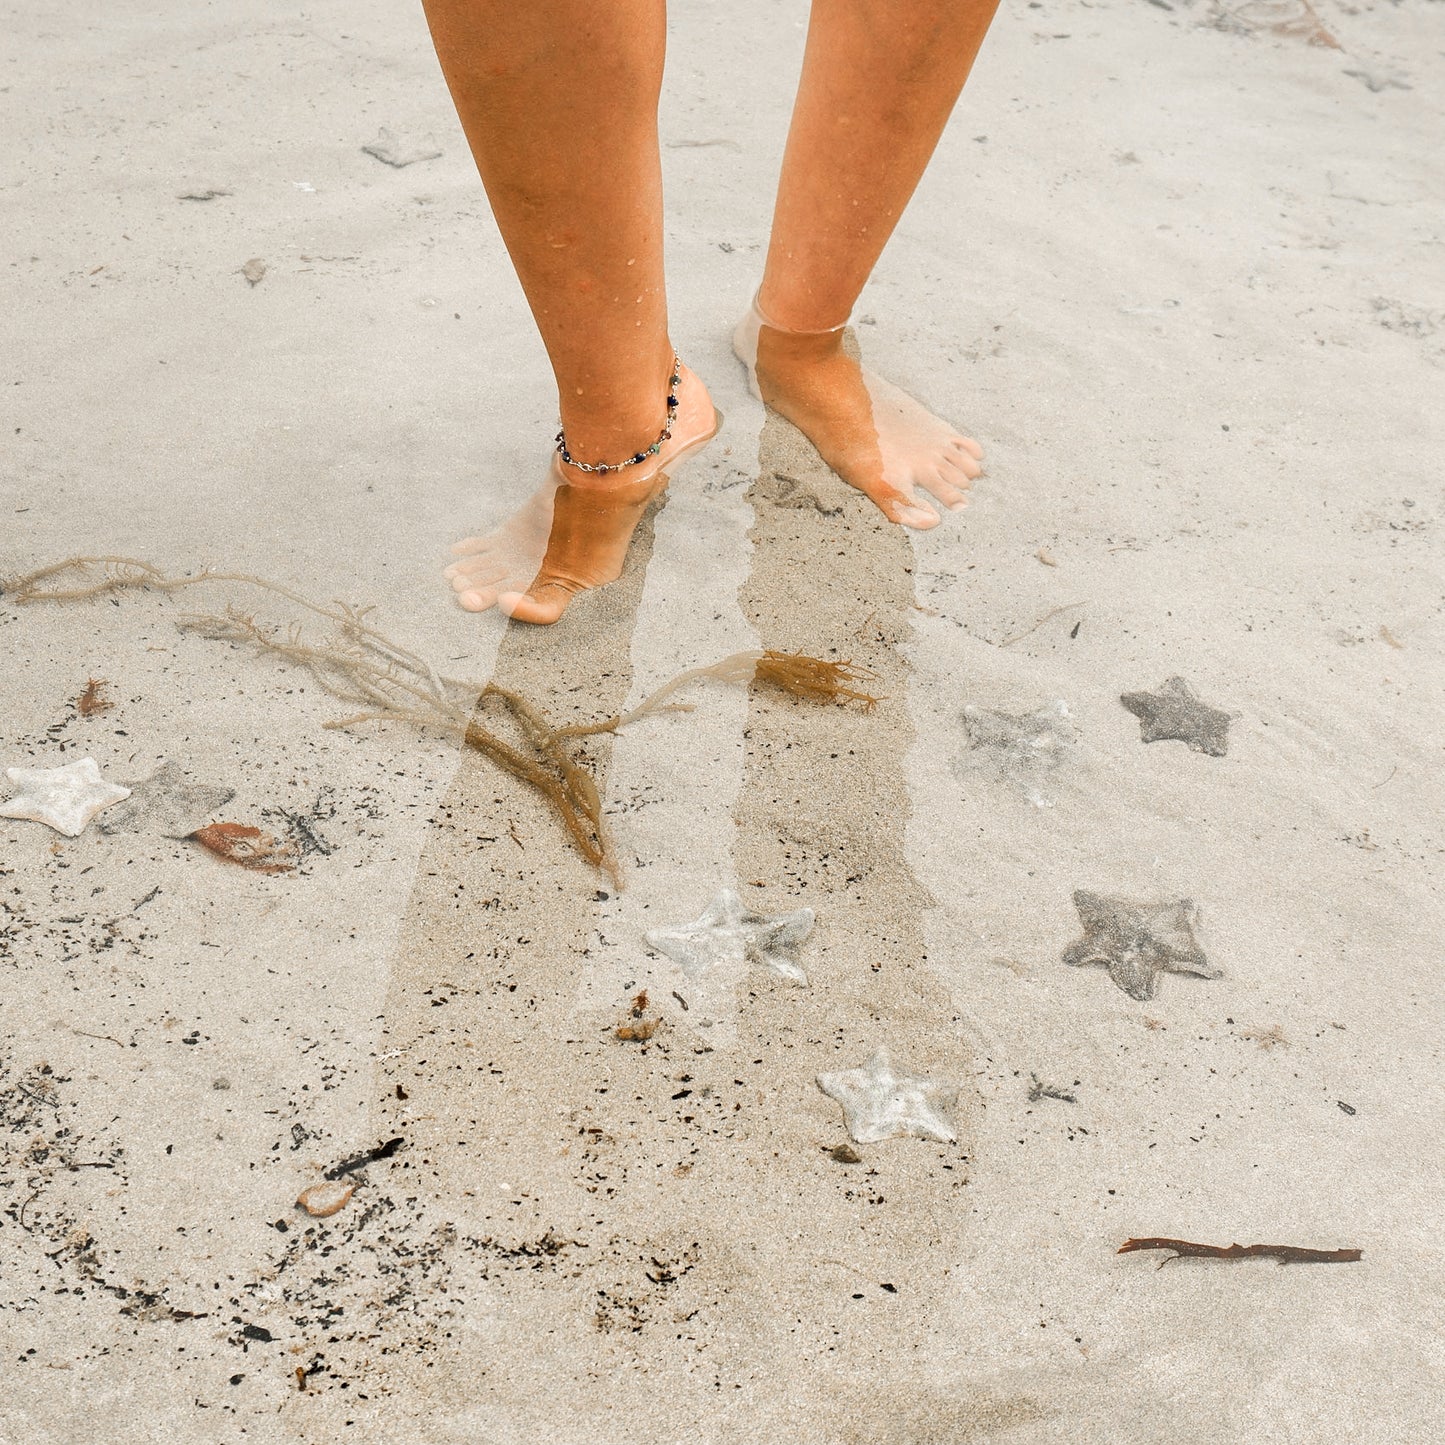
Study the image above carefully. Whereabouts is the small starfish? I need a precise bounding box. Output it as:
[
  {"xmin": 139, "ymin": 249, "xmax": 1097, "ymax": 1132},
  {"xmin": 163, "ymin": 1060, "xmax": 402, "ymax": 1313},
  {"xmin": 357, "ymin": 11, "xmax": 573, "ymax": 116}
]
[
  {"xmin": 960, "ymin": 699, "xmax": 1076, "ymax": 806},
  {"xmin": 99, "ymin": 759, "xmax": 235, "ymax": 838},
  {"xmin": 644, "ymin": 887, "xmax": 814, "ymax": 985},
  {"xmin": 1, "ymin": 757, "xmax": 131, "ymax": 837},
  {"xmin": 1062, "ymin": 889, "xmax": 1221, "ymax": 1001},
  {"xmin": 1120, "ymin": 676, "xmax": 1236, "ymax": 757},
  {"xmin": 817, "ymin": 1048, "xmax": 960, "ymax": 1145}
]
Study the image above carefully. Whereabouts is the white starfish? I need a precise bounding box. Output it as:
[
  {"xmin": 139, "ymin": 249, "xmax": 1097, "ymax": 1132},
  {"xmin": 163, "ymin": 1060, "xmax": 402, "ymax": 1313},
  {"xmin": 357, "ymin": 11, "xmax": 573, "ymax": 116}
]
[
  {"xmin": 1, "ymin": 757, "xmax": 132, "ymax": 837},
  {"xmin": 644, "ymin": 887, "xmax": 814, "ymax": 985},
  {"xmin": 817, "ymin": 1047, "xmax": 960, "ymax": 1145}
]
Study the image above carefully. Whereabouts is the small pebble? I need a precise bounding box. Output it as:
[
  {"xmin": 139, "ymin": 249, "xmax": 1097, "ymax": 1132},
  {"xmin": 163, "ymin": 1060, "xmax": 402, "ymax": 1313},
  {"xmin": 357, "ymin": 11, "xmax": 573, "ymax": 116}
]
[{"xmin": 296, "ymin": 1180, "xmax": 354, "ymax": 1217}]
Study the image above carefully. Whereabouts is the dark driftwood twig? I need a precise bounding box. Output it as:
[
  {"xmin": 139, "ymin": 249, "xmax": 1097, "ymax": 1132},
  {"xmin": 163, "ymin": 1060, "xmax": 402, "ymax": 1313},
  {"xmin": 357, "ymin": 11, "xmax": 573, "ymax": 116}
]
[{"xmin": 1119, "ymin": 1237, "xmax": 1362, "ymax": 1269}]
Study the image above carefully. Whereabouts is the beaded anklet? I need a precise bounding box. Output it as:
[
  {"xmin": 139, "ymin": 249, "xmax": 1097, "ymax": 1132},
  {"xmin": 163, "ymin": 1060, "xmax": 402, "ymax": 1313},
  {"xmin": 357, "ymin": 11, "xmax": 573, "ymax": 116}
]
[{"xmin": 555, "ymin": 354, "xmax": 682, "ymax": 476}]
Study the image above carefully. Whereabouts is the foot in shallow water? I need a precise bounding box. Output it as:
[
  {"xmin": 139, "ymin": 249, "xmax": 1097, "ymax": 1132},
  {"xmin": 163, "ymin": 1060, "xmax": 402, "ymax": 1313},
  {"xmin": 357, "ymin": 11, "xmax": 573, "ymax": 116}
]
[
  {"xmin": 443, "ymin": 364, "xmax": 720, "ymax": 626},
  {"xmin": 733, "ymin": 298, "xmax": 982, "ymax": 530}
]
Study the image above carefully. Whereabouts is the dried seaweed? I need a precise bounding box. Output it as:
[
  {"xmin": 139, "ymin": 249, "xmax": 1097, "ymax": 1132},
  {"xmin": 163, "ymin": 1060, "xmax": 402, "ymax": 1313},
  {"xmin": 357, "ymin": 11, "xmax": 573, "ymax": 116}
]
[
  {"xmin": 5, "ymin": 559, "xmax": 880, "ymax": 888},
  {"xmin": 5, "ymin": 557, "xmax": 617, "ymax": 881},
  {"xmin": 1118, "ymin": 1237, "xmax": 1362, "ymax": 1268},
  {"xmin": 557, "ymin": 648, "xmax": 879, "ymax": 744},
  {"xmin": 76, "ymin": 677, "xmax": 114, "ymax": 716}
]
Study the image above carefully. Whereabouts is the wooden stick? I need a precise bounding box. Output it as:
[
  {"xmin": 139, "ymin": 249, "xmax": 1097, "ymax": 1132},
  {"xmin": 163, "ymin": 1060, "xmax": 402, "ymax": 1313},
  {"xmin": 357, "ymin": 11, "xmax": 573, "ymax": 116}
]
[{"xmin": 1118, "ymin": 1237, "xmax": 1362, "ymax": 1267}]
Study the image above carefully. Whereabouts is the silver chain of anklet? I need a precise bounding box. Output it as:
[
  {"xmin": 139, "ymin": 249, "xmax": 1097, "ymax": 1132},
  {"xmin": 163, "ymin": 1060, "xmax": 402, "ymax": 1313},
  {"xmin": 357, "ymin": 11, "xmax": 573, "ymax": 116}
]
[{"xmin": 555, "ymin": 355, "xmax": 682, "ymax": 475}]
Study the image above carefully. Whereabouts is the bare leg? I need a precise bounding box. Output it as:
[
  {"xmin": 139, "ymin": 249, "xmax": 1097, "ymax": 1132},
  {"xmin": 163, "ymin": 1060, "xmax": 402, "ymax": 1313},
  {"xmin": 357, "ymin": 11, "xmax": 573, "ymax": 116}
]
[
  {"xmin": 736, "ymin": 0, "xmax": 999, "ymax": 528},
  {"xmin": 424, "ymin": 0, "xmax": 719, "ymax": 623}
]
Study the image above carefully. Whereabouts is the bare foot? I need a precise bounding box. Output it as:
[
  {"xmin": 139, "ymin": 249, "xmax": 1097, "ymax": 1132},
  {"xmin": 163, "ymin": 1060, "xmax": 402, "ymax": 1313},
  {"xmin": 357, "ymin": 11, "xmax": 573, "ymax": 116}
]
[
  {"xmin": 443, "ymin": 364, "xmax": 720, "ymax": 625},
  {"xmin": 733, "ymin": 298, "xmax": 982, "ymax": 529}
]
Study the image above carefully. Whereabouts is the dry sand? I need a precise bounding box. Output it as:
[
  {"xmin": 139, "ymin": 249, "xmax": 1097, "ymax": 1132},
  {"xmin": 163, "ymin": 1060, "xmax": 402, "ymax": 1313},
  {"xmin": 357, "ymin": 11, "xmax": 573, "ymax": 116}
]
[{"xmin": 3, "ymin": 0, "xmax": 1444, "ymax": 1441}]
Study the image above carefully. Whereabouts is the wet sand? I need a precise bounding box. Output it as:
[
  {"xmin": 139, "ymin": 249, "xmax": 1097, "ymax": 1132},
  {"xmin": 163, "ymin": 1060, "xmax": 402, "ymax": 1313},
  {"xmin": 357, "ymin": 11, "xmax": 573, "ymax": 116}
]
[{"xmin": 3, "ymin": 1, "xmax": 1444, "ymax": 1442}]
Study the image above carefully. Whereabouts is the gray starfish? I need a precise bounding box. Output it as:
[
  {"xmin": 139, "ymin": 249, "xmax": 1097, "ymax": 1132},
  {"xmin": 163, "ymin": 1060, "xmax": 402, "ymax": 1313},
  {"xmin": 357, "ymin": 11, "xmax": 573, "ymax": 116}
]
[
  {"xmin": 1062, "ymin": 889, "xmax": 1221, "ymax": 1001},
  {"xmin": 817, "ymin": 1048, "xmax": 960, "ymax": 1145},
  {"xmin": 960, "ymin": 699, "xmax": 1076, "ymax": 806},
  {"xmin": 1, "ymin": 757, "xmax": 130, "ymax": 836},
  {"xmin": 1120, "ymin": 676, "xmax": 1236, "ymax": 757},
  {"xmin": 99, "ymin": 760, "xmax": 235, "ymax": 838},
  {"xmin": 644, "ymin": 887, "xmax": 814, "ymax": 985}
]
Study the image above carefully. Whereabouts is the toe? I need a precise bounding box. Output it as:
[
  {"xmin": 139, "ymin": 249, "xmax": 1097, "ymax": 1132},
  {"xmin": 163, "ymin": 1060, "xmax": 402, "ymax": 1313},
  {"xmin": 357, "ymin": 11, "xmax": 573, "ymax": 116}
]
[
  {"xmin": 945, "ymin": 447, "xmax": 983, "ymax": 480},
  {"xmin": 867, "ymin": 482, "xmax": 941, "ymax": 531},
  {"xmin": 449, "ymin": 536, "xmax": 490, "ymax": 557},
  {"xmin": 939, "ymin": 452, "xmax": 979, "ymax": 486},
  {"xmin": 456, "ymin": 585, "xmax": 500, "ymax": 613},
  {"xmin": 449, "ymin": 557, "xmax": 508, "ymax": 589},
  {"xmin": 498, "ymin": 581, "xmax": 573, "ymax": 626},
  {"xmin": 952, "ymin": 436, "xmax": 984, "ymax": 461},
  {"xmin": 919, "ymin": 470, "xmax": 970, "ymax": 513}
]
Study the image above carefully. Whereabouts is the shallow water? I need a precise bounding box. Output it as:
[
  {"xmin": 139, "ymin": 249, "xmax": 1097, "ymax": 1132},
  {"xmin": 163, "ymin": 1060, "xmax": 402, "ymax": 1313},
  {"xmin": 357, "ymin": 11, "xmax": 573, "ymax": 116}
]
[{"xmin": 3, "ymin": 1, "xmax": 1444, "ymax": 1442}]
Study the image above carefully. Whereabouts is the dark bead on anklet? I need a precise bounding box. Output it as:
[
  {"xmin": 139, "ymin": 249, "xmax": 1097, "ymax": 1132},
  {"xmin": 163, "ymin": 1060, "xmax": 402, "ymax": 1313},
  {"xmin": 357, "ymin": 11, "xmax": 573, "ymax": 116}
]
[{"xmin": 556, "ymin": 352, "xmax": 683, "ymax": 475}]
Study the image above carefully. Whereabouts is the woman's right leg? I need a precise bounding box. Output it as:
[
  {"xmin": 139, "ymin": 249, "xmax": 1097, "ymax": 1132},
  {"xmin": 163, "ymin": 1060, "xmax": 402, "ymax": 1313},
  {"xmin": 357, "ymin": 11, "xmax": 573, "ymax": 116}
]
[{"xmin": 424, "ymin": 0, "xmax": 717, "ymax": 624}]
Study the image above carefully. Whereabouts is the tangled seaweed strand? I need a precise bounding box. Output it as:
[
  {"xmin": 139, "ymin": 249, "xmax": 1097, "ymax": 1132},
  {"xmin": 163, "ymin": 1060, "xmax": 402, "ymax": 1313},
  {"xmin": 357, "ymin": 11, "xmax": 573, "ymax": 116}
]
[
  {"xmin": 5, "ymin": 557, "xmax": 618, "ymax": 880},
  {"xmin": 5, "ymin": 559, "xmax": 877, "ymax": 887},
  {"xmin": 553, "ymin": 649, "xmax": 879, "ymax": 744}
]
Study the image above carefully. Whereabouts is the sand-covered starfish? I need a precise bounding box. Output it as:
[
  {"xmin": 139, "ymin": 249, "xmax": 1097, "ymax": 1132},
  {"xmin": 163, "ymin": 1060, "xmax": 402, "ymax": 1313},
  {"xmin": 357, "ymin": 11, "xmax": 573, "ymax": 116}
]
[
  {"xmin": 816, "ymin": 1047, "xmax": 960, "ymax": 1144},
  {"xmin": 1120, "ymin": 676, "xmax": 1235, "ymax": 757},
  {"xmin": 99, "ymin": 760, "xmax": 235, "ymax": 838},
  {"xmin": 959, "ymin": 699, "xmax": 1076, "ymax": 806},
  {"xmin": 1, "ymin": 757, "xmax": 131, "ymax": 837},
  {"xmin": 1062, "ymin": 889, "xmax": 1221, "ymax": 1001},
  {"xmin": 644, "ymin": 887, "xmax": 814, "ymax": 985}
]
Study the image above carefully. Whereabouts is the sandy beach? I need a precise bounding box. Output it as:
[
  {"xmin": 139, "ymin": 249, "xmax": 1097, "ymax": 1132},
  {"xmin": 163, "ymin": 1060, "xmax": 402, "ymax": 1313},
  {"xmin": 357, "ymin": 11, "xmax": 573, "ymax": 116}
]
[{"xmin": 3, "ymin": 1, "xmax": 1443, "ymax": 1441}]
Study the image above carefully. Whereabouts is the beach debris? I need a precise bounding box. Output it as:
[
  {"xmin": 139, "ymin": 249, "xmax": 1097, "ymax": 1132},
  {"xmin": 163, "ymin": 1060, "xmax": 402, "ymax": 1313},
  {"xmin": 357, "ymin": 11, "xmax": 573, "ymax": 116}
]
[
  {"xmin": 177, "ymin": 187, "xmax": 232, "ymax": 201},
  {"xmin": 262, "ymin": 789, "xmax": 339, "ymax": 860},
  {"xmin": 99, "ymin": 759, "xmax": 234, "ymax": 837},
  {"xmin": 1343, "ymin": 68, "xmax": 1412, "ymax": 94},
  {"xmin": 296, "ymin": 1180, "xmax": 354, "ymax": 1218},
  {"xmin": 1214, "ymin": 0, "xmax": 1340, "ymax": 48},
  {"xmin": 240, "ymin": 258, "xmax": 267, "ymax": 286},
  {"xmin": 361, "ymin": 128, "xmax": 442, "ymax": 168},
  {"xmin": 5, "ymin": 560, "xmax": 882, "ymax": 888},
  {"xmin": 1027, "ymin": 1073, "xmax": 1077, "ymax": 1103},
  {"xmin": 1120, "ymin": 676, "xmax": 1235, "ymax": 756},
  {"xmin": 324, "ymin": 1136, "xmax": 404, "ymax": 1180},
  {"xmin": 959, "ymin": 699, "xmax": 1076, "ymax": 807},
  {"xmin": 1035, "ymin": 546, "xmax": 1057, "ymax": 567},
  {"xmin": 1062, "ymin": 889, "xmax": 1220, "ymax": 1001},
  {"xmin": 828, "ymin": 1143, "xmax": 862, "ymax": 1164},
  {"xmin": 817, "ymin": 1047, "xmax": 960, "ymax": 1145},
  {"xmin": 189, "ymin": 822, "xmax": 296, "ymax": 874},
  {"xmin": 563, "ymin": 651, "xmax": 879, "ymax": 740},
  {"xmin": 645, "ymin": 887, "xmax": 814, "ymax": 985},
  {"xmin": 616, "ymin": 992, "xmax": 661, "ymax": 1042},
  {"xmin": 1, "ymin": 757, "xmax": 131, "ymax": 836},
  {"xmin": 1118, "ymin": 1238, "xmax": 1361, "ymax": 1268},
  {"xmin": 3, "ymin": 557, "xmax": 618, "ymax": 880},
  {"xmin": 1370, "ymin": 297, "xmax": 1440, "ymax": 338},
  {"xmin": 764, "ymin": 470, "xmax": 844, "ymax": 516},
  {"xmin": 997, "ymin": 601, "xmax": 1086, "ymax": 649},
  {"xmin": 76, "ymin": 677, "xmax": 114, "ymax": 716},
  {"xmin": 1239, "ymin": 1023, "xmax": 1288, "ymax": 1050}
]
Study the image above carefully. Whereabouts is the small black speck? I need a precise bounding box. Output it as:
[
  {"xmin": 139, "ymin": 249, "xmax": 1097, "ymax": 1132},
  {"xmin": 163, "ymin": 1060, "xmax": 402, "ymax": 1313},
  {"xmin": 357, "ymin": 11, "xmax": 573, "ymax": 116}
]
[{"xmin": 1338, "ymin": 1101, "xmax": 1356, "ymax": 1115}]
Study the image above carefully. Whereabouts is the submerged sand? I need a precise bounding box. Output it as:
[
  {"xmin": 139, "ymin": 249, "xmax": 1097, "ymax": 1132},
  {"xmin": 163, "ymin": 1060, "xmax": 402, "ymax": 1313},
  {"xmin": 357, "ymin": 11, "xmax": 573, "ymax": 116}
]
[{"xmin": 3, "ymin": 1, "xmax": 1444, "ymax": 1442}]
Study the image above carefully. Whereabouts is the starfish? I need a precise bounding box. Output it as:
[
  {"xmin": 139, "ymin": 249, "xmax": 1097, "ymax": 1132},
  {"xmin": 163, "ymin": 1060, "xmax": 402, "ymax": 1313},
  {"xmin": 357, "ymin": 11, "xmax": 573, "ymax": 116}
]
[
  {"xmin": 99, "ymin": 759, "xmax": 235, "ymax": 838},
  {"xmin": 817, "ymin": 1047, "xmax": 960, "ymax": 1145},
  {"xmin": 1062, "ymin": 889, "xmax": 1221, "ymax": 1001},
  {"xmin": 644, "ymin": 887, "xmax": 814, "ymax": 985},
  {"xmin": 1120, "ymin": 676, "xmax": 1236, "ymax": 757},
  {"xmin": 960, "ymin": 699, "xmax": 1076, "ymax": 806},
  {"xmin": 1, "ymin": 757, "xmax": 131, "ymax": 837}
]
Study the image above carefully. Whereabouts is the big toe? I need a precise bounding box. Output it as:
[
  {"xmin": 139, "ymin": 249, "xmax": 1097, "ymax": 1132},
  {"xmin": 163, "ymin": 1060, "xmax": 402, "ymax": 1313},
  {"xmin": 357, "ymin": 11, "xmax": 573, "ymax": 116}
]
[{"xmin": 498, "ymin": 580, "xmax": 575, "ymax": 626}]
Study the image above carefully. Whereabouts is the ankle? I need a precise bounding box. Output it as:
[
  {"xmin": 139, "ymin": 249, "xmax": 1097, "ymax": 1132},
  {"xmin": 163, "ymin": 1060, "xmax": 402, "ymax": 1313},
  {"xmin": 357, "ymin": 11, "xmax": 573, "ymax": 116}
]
[
  {"xmin": 755, "ymin": 323, "xmax": 846, "ymax": 373},
  {"xmin": 556, "ymin": 347, "xmax": 681, "ymax": 476}
]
